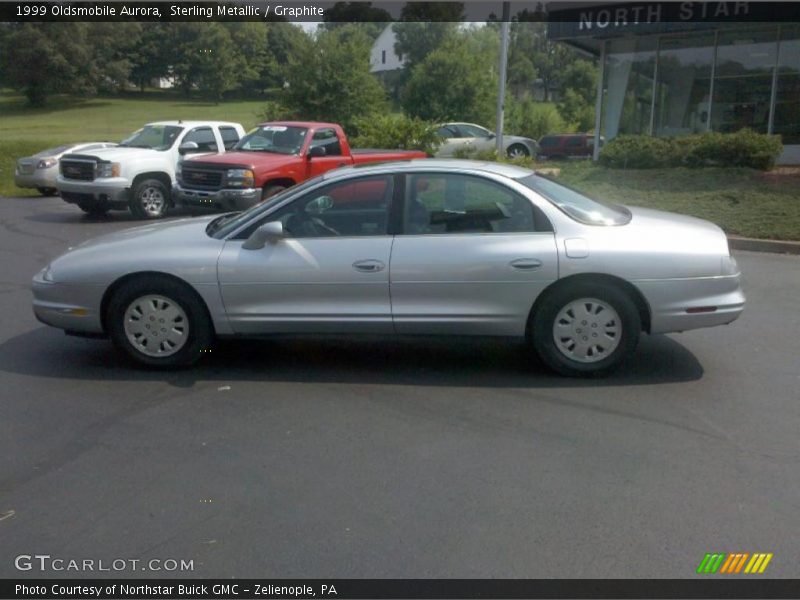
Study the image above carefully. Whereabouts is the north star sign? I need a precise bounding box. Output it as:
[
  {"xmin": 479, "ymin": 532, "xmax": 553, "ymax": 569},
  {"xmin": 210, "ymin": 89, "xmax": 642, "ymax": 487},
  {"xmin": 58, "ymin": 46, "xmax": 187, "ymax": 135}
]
[{"xmin": 576, "ymin": 2, "xmax": 751, "ymax": 31}]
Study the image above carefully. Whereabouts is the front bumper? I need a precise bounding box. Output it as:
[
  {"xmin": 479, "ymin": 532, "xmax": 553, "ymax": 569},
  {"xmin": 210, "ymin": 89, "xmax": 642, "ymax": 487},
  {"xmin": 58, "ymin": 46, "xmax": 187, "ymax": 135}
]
[
  {"xmin": 15, "ymin": 166, "xmax": 58, "ymax": 189},
  {"xmin": 636, "ymin": 273, "xmax": 745, "ymax": 334},
  {"xmin": 57, "ymin": 176, "xmax": 130, "ymax": 208},
  {"xmin": 32, "ymin": 271, "xmax": 105, "ymax": 335},
  {"xmin": 173, "ymin": 184, "xmax": 261, "ymax": 211}
]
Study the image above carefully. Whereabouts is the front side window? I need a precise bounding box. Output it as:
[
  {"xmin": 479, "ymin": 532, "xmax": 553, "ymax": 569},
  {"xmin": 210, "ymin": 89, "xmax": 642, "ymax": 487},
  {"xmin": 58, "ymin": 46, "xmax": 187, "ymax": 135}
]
[
  {"xmin": 404, "ymin": 173, "xmax": 537, "ymax": 235},
  {"xmin": 268, "ymin": 175, "xmax": 392, "ymax": 238},
  {"xmin": 436, "ymin": 126, "xmax": 458, "ymax": 139},
  {"xmin": 309, "ymin": 128, "xmax": 342, "ymax": 156},
  {"xmin": 520, "ymin": 175, "xmax": 631, "ymax": 226},
  {"xmin": 120, "ymin": 125, "xmax": 183, "ymax": 151},
  {"xmin": 458, "ymin": 124, "xmax": 492, "ymax": 138},
  {"xmin": 183, "ymin": 127, "xmax": 218, "ymax": 152},
  {"xmin": 234, "ymin": 125, "xmax": 308, "ymax": 155},
  {"xmin": 219, "ymin": 126, "xmax": 240, "ymax": 150}
]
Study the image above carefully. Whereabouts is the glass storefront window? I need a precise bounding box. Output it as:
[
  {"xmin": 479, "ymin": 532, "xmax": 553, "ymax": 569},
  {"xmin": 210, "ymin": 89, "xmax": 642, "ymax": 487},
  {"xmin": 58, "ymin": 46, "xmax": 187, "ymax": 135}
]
[
  {"xmin": 774, "ymin": 26, "xmax": 800, "ymax": 144},
  {"xmin": 711, "ymin": 28, "xmax": 777, "ymax": 134},
  {"xmin": 653, "ymin": 33, "xmax": 715, "ymax": 136},
  {"xmin": 601, "ymin": 37, "xmax": 657, "ymax": 139}
]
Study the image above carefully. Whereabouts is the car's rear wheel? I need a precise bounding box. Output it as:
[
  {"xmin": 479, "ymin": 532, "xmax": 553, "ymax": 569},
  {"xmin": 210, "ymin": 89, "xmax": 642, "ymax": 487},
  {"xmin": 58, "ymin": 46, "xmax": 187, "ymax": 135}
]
[
  {"xmin": 531, "ymin": 282, "xmax": 640, "ymax": 377},
  {"xmin": 37, "ymin": 187, "xmax": 58, "ymax": 196},
  {"xmin": 262, "ymin": 183, "xmax": 287, "ymax": 201},
  {"xmin": 77, "ymin": 201, "xmax": 109, "ymax": 217},
  {"xmin": 506, "ymin": 144, "xmax": 530, "ymax": 159},
  {"xmin": 107, "ymin": 276, "xmax": 212, "ymax": 368},
  {"xmin": 130, "ymin": 179, "xmax": 170, "ymax": 219}
]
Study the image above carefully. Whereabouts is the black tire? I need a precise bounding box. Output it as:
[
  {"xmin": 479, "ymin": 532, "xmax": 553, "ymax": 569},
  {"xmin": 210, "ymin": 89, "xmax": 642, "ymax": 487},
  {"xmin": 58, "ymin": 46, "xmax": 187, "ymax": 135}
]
[
  {"xmin": 37, "ymin": 187, "xmax": 58, "ymax": 196},
  {"xmin": 77, "ymin": 201, "xmax": 109, "ymax": 217},
  {"xmin": 506, "ymin": 144, "xmax": 530, "ymax": 159},
  {"xmin": 129, "ymin": 178, "xmax": 170, "ymax": 219},
  {"xmin": 107, "ymin": 276, "xmax": 213, "ymax": 368},
  {"xmin": 261, "ymin": 183, "xmax": 287, "ymax": 201},
  {"xmin": 531, "ymin": 282, "xmax": 641, "ymax": 377}
]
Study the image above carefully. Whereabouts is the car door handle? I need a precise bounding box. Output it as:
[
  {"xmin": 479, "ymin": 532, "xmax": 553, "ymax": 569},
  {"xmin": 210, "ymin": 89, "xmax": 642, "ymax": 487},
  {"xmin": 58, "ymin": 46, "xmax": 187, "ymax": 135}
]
[
  {"xmin": 509, "ymin": 258, "xmax": 542, "ymax": 270},
  {"xmin": 352, "ymin": 259, "xmax": 386, "ymax": 273}
]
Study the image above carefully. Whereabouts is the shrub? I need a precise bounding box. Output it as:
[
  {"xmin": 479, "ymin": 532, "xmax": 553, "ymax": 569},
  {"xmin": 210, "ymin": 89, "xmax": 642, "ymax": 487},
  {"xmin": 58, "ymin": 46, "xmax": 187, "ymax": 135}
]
[
  {"xmin": 350, "ymin": 114, "xmax": 441, "ymax": 156},
  {"xmin": 598, "ymin": 135, "xmax": 675, "ymax": 169},
  {"xmin": 600, "ymin": 129, "xmax": 782, "ymax": 170},
  {"xmin": 506, "ymin": 97, "xmax": 569, "ymax": 141}
]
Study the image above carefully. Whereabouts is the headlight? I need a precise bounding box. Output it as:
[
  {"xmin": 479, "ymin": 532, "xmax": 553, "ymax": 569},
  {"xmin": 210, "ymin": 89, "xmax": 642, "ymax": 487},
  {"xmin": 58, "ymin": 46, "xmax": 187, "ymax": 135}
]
[
  {"xmin": 41, "ymin": 265, "xmax": 55, "ymax": 282},
  {"xmin": 96, "ymin": 162, "xmax": 121, "ymax": 178},
  {"xmin": 226, "ymin": 169, "xmax": 255, "ymax": 188},
  {"xmin": 37, "ymin": 158, "xmax": 57, "ymax": 169}
]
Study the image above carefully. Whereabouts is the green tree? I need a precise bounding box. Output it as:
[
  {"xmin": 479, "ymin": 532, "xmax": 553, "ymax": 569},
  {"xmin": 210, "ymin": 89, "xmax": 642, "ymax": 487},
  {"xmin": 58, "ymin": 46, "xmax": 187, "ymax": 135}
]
[
  {"xmin": 402, "ymin": 31, "xmax": 497, "ymax": 124},
  {"xmin": 129, "ymin": 24, "xmax": 171, "ymax": 91},
  {"xmin": 87, "ymin": 23, "xmax": 143, "ymax": 92},
  {"xmin": 1, "ymin": 23, "xmax": 97, "ymax": 106},
  {"xmin": 557, "ymin": 59, "xmax": 598, "ymax": 130},
  {"xmin": 279, "ymin": 25, "xmax": 387, "ymax": 131},
  {"xmin": 322, "ymin": 2, "xmax": 392, "ymax": 40},
  {"xmin": 392, "ymin": 3, "xmax": 464, "ymax": 70}
]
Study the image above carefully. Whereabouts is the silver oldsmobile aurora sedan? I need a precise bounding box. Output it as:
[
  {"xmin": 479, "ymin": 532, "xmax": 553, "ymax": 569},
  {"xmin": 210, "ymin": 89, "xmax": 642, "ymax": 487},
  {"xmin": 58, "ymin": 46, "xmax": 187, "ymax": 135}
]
[{"xmin": 32, "ymin": 160, "xmax": 744, "ymax": 377}]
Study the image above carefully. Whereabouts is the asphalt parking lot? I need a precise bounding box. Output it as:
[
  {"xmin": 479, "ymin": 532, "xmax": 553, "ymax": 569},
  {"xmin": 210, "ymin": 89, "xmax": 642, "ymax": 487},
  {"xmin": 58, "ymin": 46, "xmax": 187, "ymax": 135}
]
[{"xmin": 0, "ymin": 195, "xmax": 798, "ymax": 579}]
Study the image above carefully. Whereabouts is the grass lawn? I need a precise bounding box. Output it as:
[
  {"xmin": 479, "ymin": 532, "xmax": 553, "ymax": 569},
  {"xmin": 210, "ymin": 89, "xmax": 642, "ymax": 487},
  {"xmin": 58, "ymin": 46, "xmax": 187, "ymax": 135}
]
[
  {"xmin": 1, "ymin": 91, "xmax": 798, "ymax": 240},
  {"xmin": 0, "ymin": 90, "xmax": 265, "ymax": 197}
]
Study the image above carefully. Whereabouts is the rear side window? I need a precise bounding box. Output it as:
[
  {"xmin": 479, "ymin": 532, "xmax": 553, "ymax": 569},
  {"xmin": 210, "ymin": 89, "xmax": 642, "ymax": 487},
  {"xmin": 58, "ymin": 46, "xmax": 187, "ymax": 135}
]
[
  {"xmin": 566, "ymin": 137, "xmax": 584, "ymax": 147},
  {"xmin": 219, "ymin": 126, "xmax": 240, "ymax": 150},
  {"xmin": 403, "ymin": 173, "xmax": 539, "ymax": 234}
]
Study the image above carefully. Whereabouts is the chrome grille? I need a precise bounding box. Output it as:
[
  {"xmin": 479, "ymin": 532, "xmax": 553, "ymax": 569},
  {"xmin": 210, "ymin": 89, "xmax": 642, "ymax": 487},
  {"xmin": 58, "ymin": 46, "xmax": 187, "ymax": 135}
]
[
  {"xmin": 60, "ymin": 158, "xmax": 96, "ymax": 181},
  {"xmin": 17, "ymin": 161, "xmax": 35, "ymax": 175},
  {"xmin": 181, "ymin": 166, "xmax": 224, "ymax": 190}
]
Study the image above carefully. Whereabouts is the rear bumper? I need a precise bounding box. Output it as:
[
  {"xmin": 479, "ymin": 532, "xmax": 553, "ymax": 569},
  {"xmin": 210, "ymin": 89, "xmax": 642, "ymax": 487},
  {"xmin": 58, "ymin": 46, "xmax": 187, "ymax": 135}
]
[
  {"xmin": 32, "ymin": 272, "xmax": 104, "ymax": 334},
  {"xmin": 636, "ymin": 274, "xmax": 745, "ymax": 334},
  {"xmin": 57, "ymin": 176, "xmax": 130, "ymax": 208},
  {"xmin": 173, "ymin": 184, "xmax": 261, "ymax": 211}
]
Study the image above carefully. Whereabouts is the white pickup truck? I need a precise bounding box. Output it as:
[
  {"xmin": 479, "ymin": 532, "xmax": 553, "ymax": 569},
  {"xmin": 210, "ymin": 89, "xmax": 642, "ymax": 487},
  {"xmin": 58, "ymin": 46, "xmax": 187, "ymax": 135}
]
[{"xmin": 57, "ymin": 120, "xmax": 245, "ymax": 219}]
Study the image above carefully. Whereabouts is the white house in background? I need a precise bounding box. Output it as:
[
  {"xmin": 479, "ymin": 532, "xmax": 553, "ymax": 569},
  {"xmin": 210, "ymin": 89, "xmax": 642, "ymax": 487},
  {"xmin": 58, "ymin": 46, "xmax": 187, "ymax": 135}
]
[{"xmin": 370, "ymin": 24, "xmax": 405, "ymax": 73}]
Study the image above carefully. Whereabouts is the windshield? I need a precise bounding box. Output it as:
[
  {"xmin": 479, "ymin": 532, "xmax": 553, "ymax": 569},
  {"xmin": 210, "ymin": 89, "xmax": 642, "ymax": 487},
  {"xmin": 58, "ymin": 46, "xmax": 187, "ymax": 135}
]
[
  {"xmin": 120, "ymin": 125, "xmax": 183, "ymax": 151},
  {"xmin": 208, "ymin": 176, "xmax": 324, "ymax": 239},
  {"xmin": 35, "ymin": 145, "xmax": 73, "ymax": 157},
  {"xmin": 233, "ymin": 125, "xmax": 308, "ymax": 155},
  {"xmin": 520, "ymin": 174, "xmax": 631, "ymax": 226}
]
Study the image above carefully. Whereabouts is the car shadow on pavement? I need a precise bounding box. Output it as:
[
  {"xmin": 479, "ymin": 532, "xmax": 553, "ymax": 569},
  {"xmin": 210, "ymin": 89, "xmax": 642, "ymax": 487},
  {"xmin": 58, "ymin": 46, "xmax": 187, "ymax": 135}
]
[{"xmin": 0, "ymin": 327, "xmax": 704, "ymax": 389}]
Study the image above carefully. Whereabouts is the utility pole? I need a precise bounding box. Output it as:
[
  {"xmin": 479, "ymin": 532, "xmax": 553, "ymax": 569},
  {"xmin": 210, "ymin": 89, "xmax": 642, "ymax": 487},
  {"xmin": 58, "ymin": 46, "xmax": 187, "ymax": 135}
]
[{"xmin": 495, "ymin": 1, "xmax": 511, "ymax": 154}]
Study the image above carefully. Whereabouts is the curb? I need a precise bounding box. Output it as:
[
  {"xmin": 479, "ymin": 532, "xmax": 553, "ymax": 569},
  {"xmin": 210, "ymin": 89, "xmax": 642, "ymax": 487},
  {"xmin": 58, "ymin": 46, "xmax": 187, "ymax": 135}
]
[{"xmin": 728, "ymin": 236, "xmax": 800, "ymax": 255}]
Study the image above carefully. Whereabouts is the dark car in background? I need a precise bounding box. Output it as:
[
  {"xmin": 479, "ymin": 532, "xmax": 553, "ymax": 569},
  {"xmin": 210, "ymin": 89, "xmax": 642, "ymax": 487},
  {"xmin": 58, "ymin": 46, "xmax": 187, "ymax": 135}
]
[{"xmin": 537, "ymin": 133, "xmax": 599, "ymax": 160}]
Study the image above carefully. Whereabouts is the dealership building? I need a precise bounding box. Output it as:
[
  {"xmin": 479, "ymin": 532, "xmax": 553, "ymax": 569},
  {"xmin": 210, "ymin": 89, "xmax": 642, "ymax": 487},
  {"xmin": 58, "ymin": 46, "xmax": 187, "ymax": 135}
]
[{"xmin": 547, "ymin": 2, "xmax": 800, "ymax": 163}]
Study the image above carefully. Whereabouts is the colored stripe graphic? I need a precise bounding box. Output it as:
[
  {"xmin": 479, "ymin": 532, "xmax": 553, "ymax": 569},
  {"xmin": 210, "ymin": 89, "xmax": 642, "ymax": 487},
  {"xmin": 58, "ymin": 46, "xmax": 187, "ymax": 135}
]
[{"xmin": 698, "ymin": 553, "xmax": 773, "ymax": 574}]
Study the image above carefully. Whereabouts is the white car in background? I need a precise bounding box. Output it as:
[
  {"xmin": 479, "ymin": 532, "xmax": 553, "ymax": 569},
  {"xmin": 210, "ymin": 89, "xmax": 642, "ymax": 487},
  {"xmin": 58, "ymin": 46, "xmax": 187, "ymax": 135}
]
[
  {"xmin": 15, "ymin": 142, "xmax": 117, "ymax": 196},
  {"xmin": 435, "ymin": 123, "xmax": 539, "ymax": 159}
]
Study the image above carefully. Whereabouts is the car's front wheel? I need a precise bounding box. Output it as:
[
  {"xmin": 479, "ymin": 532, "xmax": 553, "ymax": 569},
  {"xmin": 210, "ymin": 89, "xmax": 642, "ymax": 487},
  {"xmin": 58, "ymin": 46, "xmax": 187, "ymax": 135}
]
[
  {"xmin": 262, "ymin": 183, "xmax": 287, "ymax": 201},
  {"xmin": 107, "ymin": 276, "xmax": 212, "ymax": 368},
  {"xmin": 130, "ymin": 178, "xmax": 170, "ymax": 219},
  {"xmin": 506, "ymin": 144, "xmax": 530, "ymax": 159},
  {"xmin": 531, "ymin": 282, "xmax": 640, "ymax": 377}
]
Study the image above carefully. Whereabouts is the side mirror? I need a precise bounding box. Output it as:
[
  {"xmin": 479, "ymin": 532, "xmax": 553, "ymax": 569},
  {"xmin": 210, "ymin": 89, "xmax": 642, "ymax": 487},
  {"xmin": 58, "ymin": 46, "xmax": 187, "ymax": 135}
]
[
  {"xmin": 179, "ymin": 141, "xmax": 199, "ymax": 155},
  {"xmin": 242, "ymin": 221, "xmax": 284, "ymax": 250},
  {"xmin": 307, "ymin": 145, "xmax": 326, "ymax": 159},
  {"xmin": 488, "ymin": 132, "xmax": 496, "ymax": 140}
]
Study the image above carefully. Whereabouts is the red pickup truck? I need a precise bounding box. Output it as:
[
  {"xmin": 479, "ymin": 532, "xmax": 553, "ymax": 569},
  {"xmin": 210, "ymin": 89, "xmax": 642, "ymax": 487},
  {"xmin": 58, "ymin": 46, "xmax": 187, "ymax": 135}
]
[{"xmin": 173, "ymin": 121, "xmax": 428, "ymax": 211}]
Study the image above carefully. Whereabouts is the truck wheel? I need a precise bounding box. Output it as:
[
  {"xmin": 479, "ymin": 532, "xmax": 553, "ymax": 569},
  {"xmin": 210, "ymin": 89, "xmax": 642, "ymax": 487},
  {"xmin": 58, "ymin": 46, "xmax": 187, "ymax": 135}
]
[
  {"xmin": 130, "ymin": 179, "xmax": 170, "ymax": 219},
  {"xmin": 262, "ymin": 184, "xmax": 287, "ymax": 201},
  {"xmin": 77, "ymin": 201, "xmax": 109, "ymax": 217},
  {"xmin": 37, "ymin": 187, "xmax": 58, "ymax": 197}
]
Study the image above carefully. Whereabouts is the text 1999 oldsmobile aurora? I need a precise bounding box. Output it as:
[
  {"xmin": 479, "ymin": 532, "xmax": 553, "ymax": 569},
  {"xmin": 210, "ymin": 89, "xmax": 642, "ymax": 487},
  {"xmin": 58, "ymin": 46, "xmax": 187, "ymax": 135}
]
[{"xmin": 32, "ymin": 160, "xmax": 744, "ymax": 377}]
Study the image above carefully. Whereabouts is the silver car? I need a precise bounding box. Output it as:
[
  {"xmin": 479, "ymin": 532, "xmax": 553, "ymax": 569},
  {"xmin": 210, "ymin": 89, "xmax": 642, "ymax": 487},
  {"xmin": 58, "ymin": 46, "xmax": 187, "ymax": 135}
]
[
  {"xmin": 435, "ymin": 123, "xmax": 539, "ymax": 159},
  {"xmin": 32, "ymin": 160, "xmax": 744, "ymax": 376},
  {"xmin": 15, "ymin": 142, "xmax": 117, "ymax": 196}
]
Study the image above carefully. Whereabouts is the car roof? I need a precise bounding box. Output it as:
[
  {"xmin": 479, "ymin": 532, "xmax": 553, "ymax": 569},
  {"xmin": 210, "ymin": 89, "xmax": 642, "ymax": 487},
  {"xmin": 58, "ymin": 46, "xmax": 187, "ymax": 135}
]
[
  {"xmin": 145, "ymin": 121, "xmax": 242, "ymax": 128},
  {"xmin": 257, "ymin": 121, "xmax": 340, "ymax": 129},
  {"xmin": 322, "ymin": 159, "xmax": 534, "ymax": 181}
]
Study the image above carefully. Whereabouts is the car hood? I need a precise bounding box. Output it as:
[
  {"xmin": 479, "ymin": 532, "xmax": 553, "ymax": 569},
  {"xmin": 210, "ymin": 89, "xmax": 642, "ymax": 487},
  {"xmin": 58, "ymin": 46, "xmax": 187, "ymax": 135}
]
[
  {"xmin": 623, "ymin": 205, "xmax": 730, "ymax": 256},
  {"xmin": 185, "ymin": 151, "xmax": 298, "ymax": 171},
  {"xmin": 48, "ymin": 215, "xmax": 224, "ymax": 284},
  {"xmin": 65, "ymin": 146, "xmax": 168, "ymax": 161}
]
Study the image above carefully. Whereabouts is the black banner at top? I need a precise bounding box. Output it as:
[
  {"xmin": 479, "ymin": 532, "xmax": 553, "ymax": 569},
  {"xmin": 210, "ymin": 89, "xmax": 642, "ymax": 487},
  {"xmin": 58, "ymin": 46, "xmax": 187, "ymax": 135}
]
[{"xmin": 2, "ymin": 1, "xmax": 800, "ymax": 23}]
